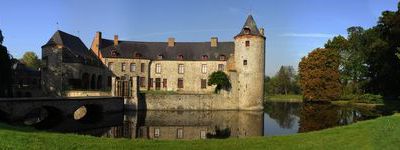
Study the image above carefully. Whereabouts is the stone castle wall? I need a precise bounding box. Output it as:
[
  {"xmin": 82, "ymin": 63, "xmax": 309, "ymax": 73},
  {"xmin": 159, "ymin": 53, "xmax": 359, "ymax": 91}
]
[{"xmin": 149, "ymin": 60, "xmax": 227, "ymax": 93}]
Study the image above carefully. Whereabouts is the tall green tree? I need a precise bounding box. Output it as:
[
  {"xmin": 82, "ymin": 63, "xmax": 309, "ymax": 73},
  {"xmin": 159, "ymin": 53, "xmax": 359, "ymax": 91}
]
[
  {"xmin": 21, "ymin": 51, "xmax": 41, "ymax": 70},
  {"xmin": 325, "ymin": 27, "xmax": 368, "ymax": 95},
  {"xmin": 363, "ymin": 4, "xmax": 400, "ymax": 97},
  {"xmin": 299, "ymin": 48, "xmax": 341, "ymax": 102},
  {"xmin": 0, "ymin": 29, "xmax": 12, "ymax": 97}
]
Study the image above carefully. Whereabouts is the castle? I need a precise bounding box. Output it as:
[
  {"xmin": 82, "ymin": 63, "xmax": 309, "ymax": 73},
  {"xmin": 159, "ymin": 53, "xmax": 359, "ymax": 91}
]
[{"xmin": 41, "ymin": 15, "xmax": 265, "ymax": 110}]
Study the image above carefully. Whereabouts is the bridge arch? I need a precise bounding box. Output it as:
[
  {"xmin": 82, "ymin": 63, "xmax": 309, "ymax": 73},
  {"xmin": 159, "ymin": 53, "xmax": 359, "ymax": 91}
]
[{"xmin": 23, "ymin": 106, "xmax": 64, "ymax": 129}]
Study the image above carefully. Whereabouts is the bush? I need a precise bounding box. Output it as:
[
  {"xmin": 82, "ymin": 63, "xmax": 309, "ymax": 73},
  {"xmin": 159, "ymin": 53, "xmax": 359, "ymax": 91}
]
[
  {"xmin": 353, "ymin": 94, "xmax": 383, "ymax": 104},
  {"xmin": 208, "ymin": 71, "xmax": 231, "ymax": 93}
]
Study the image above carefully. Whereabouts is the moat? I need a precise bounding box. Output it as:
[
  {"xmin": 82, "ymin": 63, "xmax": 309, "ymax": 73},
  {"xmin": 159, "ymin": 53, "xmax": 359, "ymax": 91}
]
[{"xmin": 1, "ymin": 101, "xmax": 391, "ymax": 140}]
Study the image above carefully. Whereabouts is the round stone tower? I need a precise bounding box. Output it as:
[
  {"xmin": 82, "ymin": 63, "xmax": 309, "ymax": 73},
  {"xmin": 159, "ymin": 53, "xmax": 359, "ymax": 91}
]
[{"xmin": 234, "ymin": 15, "xmax": 265, "ymax": 110}]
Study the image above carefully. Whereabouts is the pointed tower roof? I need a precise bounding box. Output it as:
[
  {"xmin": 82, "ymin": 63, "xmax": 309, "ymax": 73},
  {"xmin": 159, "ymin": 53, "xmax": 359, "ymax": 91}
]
[{"xmin": 235, "ymin": 15, "xmax": 264, "ymax": 38}]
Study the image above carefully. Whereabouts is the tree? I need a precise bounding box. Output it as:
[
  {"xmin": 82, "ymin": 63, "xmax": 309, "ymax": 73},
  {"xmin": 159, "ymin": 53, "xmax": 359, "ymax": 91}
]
[
  {"xmin": 362, "ymin": 4, "xmax": 400, "ymax": 97},
  {"xmin": 0, "ymin": 29, "xmax": 12, "ymax": 97},
  {"xmin": 325, "ymin": 28, "xmax": 368, "ymax": 95},
  {"xmin": 21, "ymin": 51, "xmax": 41, "ymax": 70},
  {"xmin": 208, "ymin": 71, "xmax": 231, "ymax": 93},
  {"xmin": 299, "ymin": 48, "xmax": 341, "ymax": 102}
]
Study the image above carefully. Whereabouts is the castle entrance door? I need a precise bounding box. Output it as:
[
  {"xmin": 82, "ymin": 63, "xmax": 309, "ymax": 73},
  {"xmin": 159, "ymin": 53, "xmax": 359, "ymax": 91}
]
[{"xmin": 115, "ymin": 76, "xmax": 133, "ymax": 97}]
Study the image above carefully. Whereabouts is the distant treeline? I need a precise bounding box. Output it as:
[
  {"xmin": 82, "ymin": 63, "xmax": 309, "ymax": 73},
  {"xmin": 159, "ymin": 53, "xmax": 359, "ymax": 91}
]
[{"xmin": 264, "ymin": 66, "xmax": 301, "ymax": 95}]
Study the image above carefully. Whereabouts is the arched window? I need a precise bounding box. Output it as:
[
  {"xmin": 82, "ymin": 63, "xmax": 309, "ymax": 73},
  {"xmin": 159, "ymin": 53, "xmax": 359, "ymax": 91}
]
[
  {"xmin": 90, "ymin": 74, "xmax": 96, "ymax": 89},
  {"xmin": 82, "ymin": 73, "xmax": 90, "ymax": 89},
  {"xmin": 177, "ymin": 55, "xmax": 184, "ymax": 60},
  {"xmin": 219, "ymin": 55, "xmax": 226, "ymax": 61},
  {"xmin": 201, "ymin": 55, "xmax": 208, "ymax": 60}
]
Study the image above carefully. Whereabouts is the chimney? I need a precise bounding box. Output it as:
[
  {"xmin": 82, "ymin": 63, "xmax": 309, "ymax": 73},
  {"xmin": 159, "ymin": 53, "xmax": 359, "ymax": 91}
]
[
  {"xmin": 114, "ymin": 35, "xmax": 119, "ymax": 46},
  {"xmin": 91, "ymin": 31, "xmax": 102, "ymax": 56},
  {"xmin": 168, "ymin": 37, "xmax": 175, "ymax": 47},
  {"xmin": 211, "ymin": 37, "xmax": 218, "ymax": 47},
  {"xmin": 259, "ymin": 28, "xmax": 265, "ymax": 36}
]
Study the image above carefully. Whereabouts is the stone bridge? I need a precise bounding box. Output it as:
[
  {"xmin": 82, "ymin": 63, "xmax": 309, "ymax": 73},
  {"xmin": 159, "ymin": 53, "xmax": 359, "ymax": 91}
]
[{"xmin": 0, "ymin": 97, "xmax": 124, "ymax": 125}]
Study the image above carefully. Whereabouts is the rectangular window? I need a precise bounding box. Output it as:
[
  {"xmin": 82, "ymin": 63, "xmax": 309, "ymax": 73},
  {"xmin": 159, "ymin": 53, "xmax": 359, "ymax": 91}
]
[
  {"xmin": 178, "ymin": 64, "xmax": 184, "ymax": 74},
  {"xmin": 155, "ymin": 78, "xmax": 161, "ymax": 90},
  {"xmin": 130, "ymin": 63, "xmax": 136, "ymax": 72},
  {"xmin": 141, "ymin": 63, "xmax": 145, "ymax": 73},
  {"xmin": 108, "ymin": 62, "xmax": 114, "ymax": 70},
  {"xmin": 121, "ymin": 63, "xmax": 126, "ymax": 72},
  {"xmin": 177, "ymin": 128, "xmax": 183, "ymax": 139},
  {"xmin": 140, "ymin": 77, "xmax": 146, "ymax": 87},
  {"xmin": 156, "ymin": 63, "xmax": 161, "ymax": 74},
  {"xmin": 163, "ymin": 79, "xmax": 167, "ymax": 88},
  {"xmin": 218, "ymin": 64, "xmax": 224, "ymax": 71},
  {"xmin": 245, "ymin": 41, "xmax": 250, "ymax": 47},
  {"xmin": 201, "ymin": 79, "xmax": 207, "ymax": 89},
  {"xmin": 178, "ymin": 78, "xmax": 184, "ymax": 89},
  {"xmin": 200, "ymin": 130, "xmax": 206, "ymax": 139},
  {"xmin": 154, "ymin": 128, "xmax": 160, "ymax": 138},
  {"xmin": 201, "ymin": 64, "xmax": 207, "ymax": 74},
  {"xmin": 243, "ymin": 60, "xmax": 247, "ymax": 66},
  {"xmin": 149, "ymin": 78, "xmax": 153, "ymax": 89}
]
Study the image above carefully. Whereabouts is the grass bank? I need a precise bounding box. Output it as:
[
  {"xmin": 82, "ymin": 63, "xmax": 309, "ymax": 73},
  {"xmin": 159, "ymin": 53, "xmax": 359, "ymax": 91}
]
[
  {"xmin": 265, "ymin": 94, "xmax": 303, "ymax": 102},
  {"xmin": 1, "ymin": 114, "xmax": 400, "ymax": 149}
]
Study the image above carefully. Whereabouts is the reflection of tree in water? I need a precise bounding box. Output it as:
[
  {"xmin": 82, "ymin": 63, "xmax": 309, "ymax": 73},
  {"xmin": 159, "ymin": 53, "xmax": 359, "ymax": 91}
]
[
  {"xmin": 299, "ymin": 104, "xmax": 339, "ymax": 132},
  {"xmin": 264, "ymin": 102, "xmax": 301, "ymax": 129},
  {"xmin": 299, "ymin": 104, "xmax": 379, "ymax": 132}
]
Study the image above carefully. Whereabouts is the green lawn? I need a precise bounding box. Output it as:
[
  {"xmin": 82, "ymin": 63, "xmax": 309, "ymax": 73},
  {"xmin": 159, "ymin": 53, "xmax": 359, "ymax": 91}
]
[
  {"xmin": 265, "ymin": 94, "xmax": 303, "ymax": 102},
  {"xmin": 1, "ymin": 114, "xmax": 400, "ymax": 149}
]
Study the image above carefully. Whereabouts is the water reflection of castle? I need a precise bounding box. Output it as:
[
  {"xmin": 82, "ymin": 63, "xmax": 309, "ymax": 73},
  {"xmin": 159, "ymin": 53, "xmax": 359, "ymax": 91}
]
[{"xmin": 97, "ymin": 111, "xmax": 264, "ymax": 140}]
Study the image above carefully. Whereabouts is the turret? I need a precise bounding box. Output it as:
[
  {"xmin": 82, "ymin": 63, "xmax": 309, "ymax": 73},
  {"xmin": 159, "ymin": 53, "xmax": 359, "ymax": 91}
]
[{"xmin": 234, "ymin": 15, "xmax": 265, "ymax": 110}]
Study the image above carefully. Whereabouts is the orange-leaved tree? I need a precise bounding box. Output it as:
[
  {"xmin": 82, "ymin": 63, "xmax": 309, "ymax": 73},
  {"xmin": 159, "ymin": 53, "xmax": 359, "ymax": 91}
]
[{"xmin": 299, "ymin": 48, "xmax": 341, "ymax": 102}]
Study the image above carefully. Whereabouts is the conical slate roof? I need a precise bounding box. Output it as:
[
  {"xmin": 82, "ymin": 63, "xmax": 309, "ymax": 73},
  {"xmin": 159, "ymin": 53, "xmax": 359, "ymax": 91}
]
[{"xmin": 236, "ymin": 15, "xmax": 264, "ymax": 37}]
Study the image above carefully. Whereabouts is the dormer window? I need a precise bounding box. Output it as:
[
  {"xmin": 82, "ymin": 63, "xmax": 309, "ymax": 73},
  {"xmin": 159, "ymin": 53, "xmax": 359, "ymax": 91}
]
[
  {"xmin": 111, "ymin": 50, "xmax": 118, "ymax": 57},
  {"xmin": 157, "ymin": 54, "xmax": 163, "ymax": 60},
  {"xmin": 201, "ymin": 55, "xmax": 208, "ymax": 60},
  {"xmin": 177, "ymin": 55, "xmax": 184, "ymax": 60},
  {"xmin": 219, "ymin": 55, "xmax": 226, "ymax": 61},
  {"xmin": 135, "ymin": 53, "xmax": 142, "ymax": 59},
  {"xmin": 244, "ymin": 27, "xmax": 251, "ymax": 34}
]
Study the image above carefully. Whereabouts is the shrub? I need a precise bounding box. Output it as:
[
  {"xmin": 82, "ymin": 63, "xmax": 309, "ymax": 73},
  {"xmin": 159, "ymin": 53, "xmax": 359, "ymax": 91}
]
[
  {"xmin": 353, "ymin": 94, "xmax": 383, "ymax": 104},
  {"xmin": 208, "ymin": 71, "xmax": 231, "ymax": 94}
]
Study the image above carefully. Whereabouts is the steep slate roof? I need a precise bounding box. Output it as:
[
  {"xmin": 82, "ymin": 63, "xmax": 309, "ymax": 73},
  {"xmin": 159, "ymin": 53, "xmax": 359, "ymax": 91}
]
[
  {"xmin": 43, "ymin": 30, "xmax": 97, "ymax": 60},
  {"xmin": 99, "ymin": 39, "xmax": 234, "ymax": 61},
  {"xmin": 236, "ymin": 15, "xmax": 264, "ymax": 38}
]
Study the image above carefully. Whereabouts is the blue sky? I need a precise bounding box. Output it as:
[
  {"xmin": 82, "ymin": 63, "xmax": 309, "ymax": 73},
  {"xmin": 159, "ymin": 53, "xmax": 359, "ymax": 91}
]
[{"xmin": 0, "ymin": 0, "xmax": 397, "ymax": 76}]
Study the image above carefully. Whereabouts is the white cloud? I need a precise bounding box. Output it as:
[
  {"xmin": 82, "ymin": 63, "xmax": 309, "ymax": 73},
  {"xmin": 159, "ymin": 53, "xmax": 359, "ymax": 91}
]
[{"xmin": 281, "ymin": 33, "xmax": 337, "ymax": 38}]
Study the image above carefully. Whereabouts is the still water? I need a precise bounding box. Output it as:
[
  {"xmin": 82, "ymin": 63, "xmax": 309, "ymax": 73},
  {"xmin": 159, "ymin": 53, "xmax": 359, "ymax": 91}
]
[{"xmin": 12, "ymin": 102, "xmax": 386, "ymax": 140}]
